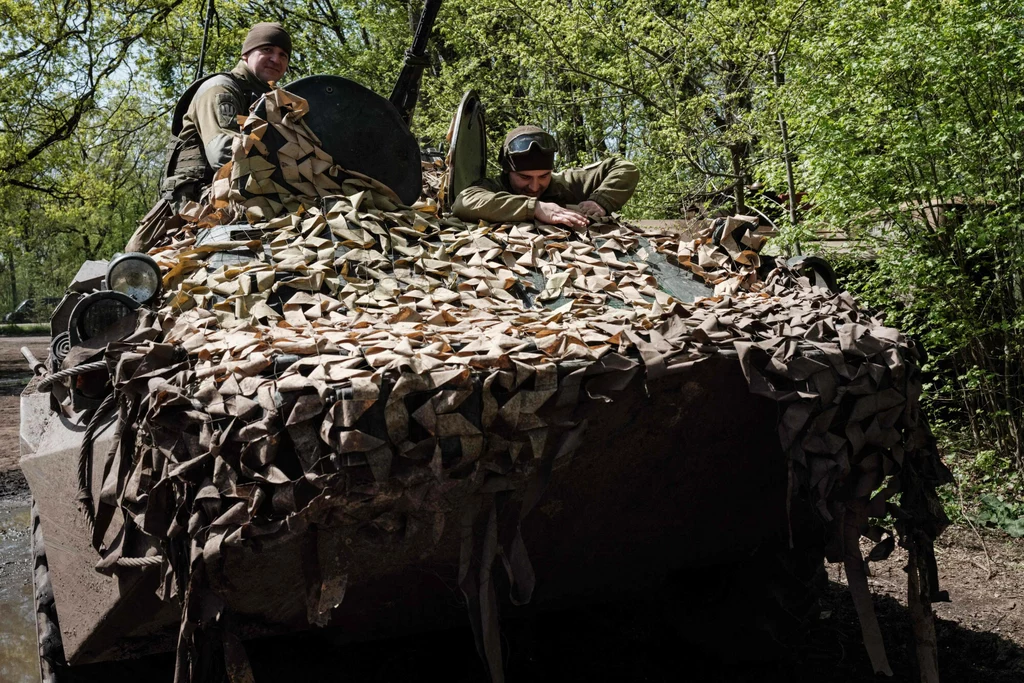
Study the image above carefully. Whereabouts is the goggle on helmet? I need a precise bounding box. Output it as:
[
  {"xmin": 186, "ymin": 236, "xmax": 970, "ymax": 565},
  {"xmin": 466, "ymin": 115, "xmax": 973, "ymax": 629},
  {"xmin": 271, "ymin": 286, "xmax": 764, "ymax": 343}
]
[{"xmin": 505, "ymin": 131, "xmax": 559, "ymax": 155}]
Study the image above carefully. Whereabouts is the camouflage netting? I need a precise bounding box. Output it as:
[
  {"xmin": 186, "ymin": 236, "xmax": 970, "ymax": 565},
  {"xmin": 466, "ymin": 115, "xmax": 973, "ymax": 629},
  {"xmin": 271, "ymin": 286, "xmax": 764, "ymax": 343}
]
[{"xmin": 90, "ymin": 87, "xmax": 950, "ymax": 682}]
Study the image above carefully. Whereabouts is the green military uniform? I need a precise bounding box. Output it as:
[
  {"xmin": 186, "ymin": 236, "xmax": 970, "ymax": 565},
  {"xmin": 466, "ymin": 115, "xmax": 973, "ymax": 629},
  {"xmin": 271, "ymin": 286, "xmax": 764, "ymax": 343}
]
[
  {"xmin": 131, "ymin": 23, "xmax": 288, "ymax": 253},
  {"xmin": 172, "ymin": 61, "xmax": 271, "ymax": 192},
  {"xmin": 452, "ymin": 157, "xmax": 639, "ymax": 223},
  {"xmin": 132, "ymin": 62, "xmax": 270, "ymax": 253}
]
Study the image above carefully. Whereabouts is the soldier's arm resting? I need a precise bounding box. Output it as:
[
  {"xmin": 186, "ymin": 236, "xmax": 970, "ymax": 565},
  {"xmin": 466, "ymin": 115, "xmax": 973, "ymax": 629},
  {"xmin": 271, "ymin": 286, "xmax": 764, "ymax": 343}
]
[
  {"xmin": 559, "ymin": 157, "xmax": 640, "ymax": 214},
  {"xmin": 452, "ymin": 182, "xmax": 537, "ymax": 223}
]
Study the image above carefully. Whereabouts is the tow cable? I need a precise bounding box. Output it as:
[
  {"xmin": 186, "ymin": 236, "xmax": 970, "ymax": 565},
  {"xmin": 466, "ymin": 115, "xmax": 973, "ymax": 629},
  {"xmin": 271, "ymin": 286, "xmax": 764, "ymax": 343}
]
[{"xmin": 23, "ymin": 346, "xmax": 163, "ymax": 569}]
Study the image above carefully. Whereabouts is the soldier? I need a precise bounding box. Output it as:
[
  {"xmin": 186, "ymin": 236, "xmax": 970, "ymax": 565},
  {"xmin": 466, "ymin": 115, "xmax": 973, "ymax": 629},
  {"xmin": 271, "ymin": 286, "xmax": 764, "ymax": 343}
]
[
  {"xmin": 163, "ymin": 21, "xmax": 292, "ymax": 204},
  {"xmin": 128, "ymin": 22, "xmax": 291, "ymax": 252},
  {"xmin": 452, "ymin": 125, "xmax": 639, "ymax": 229}
]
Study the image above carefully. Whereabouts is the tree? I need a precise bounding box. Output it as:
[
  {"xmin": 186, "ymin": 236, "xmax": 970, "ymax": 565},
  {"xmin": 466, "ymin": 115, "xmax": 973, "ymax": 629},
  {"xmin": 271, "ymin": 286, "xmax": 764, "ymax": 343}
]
[
  {"xmin": 0, "ymin": 0, "xmax": 186, "ymax": 188},
  {"xmin": 775, "ymin": 0, "xmax": 1024, "ymax": 467}
]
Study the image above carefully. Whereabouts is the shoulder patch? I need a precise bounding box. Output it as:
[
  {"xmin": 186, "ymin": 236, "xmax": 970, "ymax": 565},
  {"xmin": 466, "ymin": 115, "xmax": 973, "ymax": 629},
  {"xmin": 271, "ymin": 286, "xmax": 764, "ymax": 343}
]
[
  {"xmin": 215, "ymin": 93, "xmax": 241, "ymax": 129},
  {"xmin": 172, "ymin": 72, "xmax": 235, "ymax": 136}
]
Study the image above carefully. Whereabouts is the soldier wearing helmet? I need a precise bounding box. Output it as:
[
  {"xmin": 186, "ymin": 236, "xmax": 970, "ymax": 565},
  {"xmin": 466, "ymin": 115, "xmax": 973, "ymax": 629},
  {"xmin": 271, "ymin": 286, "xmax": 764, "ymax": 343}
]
[
  {"xmin": 452, "ymin": 126, "xmax": 639, "ymax": 228},
  {"xmin": 161, "ymin": 22, "xmax": 292, "ymax": 205}
]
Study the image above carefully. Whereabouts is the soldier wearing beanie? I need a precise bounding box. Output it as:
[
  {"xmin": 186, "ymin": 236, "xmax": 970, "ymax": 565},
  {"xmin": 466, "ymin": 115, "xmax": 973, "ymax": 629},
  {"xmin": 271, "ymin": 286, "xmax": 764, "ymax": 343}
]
[
  {"xmin": 452, "ymin": 125, "xmax": 639, "ymax": 229},
  {"xmin": 160, "ymin": 22, "xmax": 292, "ymax": 206}
]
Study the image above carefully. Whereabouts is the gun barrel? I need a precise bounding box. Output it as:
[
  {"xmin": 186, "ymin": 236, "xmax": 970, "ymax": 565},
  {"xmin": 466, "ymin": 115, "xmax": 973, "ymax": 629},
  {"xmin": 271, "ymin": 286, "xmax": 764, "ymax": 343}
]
[
  {"xmin": 409, "ymin": 0, "xmax": 443, "ymax": 56},
  {"xmin": 21, "ymin": 346, "xmax": 45, "ymax": 376},
  {"xmin": 389, "ymin": 0, "xmax": 444, "ymax": 126}
]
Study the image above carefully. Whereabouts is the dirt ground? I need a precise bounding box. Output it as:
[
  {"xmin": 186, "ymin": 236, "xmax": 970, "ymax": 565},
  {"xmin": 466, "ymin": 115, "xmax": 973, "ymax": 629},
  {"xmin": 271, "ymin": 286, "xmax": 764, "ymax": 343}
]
[
  {"xmin": 0, "ymin": 336, "xmax": 47, "ymax": 498},
  {"xmin": 0, "ymin": 334, "xmax": 1021, "ymax": 681}
]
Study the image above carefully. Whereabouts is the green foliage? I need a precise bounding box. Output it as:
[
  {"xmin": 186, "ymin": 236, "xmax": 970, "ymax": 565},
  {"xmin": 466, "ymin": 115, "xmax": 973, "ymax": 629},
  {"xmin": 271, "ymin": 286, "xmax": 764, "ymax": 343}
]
[
  {"xmin": 0, "ymin": 89, "xmax": 163, "ymax": 312},
  {"xmin": 0, "ymin": 323, "xmax": 50, "ymax": 336},
  {"xmin": 974, "ymin": 494, "xmax": 1024, "ymax": 538},
  {"xmin": 938, "ymin": 430, "xmax": 1022, "ymax": 531},
  {"xmin": 0, "ymin": 0, "xmax": 178, "ymax": 311},
  {"xmin": 782, "ymin": 1, "xmax": 1024, "ymax": 467}
]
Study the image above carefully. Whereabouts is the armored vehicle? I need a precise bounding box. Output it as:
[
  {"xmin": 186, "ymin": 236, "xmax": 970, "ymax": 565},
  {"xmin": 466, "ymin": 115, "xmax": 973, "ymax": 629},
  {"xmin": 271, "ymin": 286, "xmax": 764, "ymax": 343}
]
[{"xmin": 19, "ymin": 9, "xmax": 950, "ymax": 683}]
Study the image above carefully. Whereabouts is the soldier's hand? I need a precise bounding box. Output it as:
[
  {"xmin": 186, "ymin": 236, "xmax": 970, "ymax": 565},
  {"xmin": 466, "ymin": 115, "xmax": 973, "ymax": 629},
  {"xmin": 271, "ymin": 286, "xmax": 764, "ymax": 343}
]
[
  {"xmin": 577, "ymin": 200, "xmax": 607, "ymax": 218},
  {"xmin": 535, "ymin": 201, "xmax": 589, "ymax": 229}
]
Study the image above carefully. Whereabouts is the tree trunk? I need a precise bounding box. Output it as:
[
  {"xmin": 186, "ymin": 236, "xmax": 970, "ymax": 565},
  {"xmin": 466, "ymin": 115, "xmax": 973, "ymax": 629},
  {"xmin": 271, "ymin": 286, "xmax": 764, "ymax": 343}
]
[
  {"xmin": 770, "ymin": 51, "xmax": 800, "ymax": 241},
  {"xmin": 5, "ymin": 248, "xmax": 16, "ymax": 310},
  {"xmin": 557, "ymin": 76, "xmax": 587, "ymax": 163},
  {"xmin": 730, "ymin": 144, "xmax": 746, "ymax": 214},
  {"xmin": 407, "ymin": 0, "xmax": 423, "ymax": 33}
]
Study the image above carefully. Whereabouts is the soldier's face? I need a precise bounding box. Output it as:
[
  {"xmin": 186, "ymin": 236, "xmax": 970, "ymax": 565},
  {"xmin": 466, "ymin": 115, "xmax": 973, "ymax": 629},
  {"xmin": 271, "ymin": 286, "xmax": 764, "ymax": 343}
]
[
  {"xmin": 244, "ymin": 46, "xmax": 289, "ymax": 83},
  {"xmin": 508, "ymin": 170, "xmax": 552, "ymax": 198}
]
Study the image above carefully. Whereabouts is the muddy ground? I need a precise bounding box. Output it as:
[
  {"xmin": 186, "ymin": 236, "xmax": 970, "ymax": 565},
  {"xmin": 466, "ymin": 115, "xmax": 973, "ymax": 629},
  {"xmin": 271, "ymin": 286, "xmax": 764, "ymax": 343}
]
[
  {"xmin": 0, "ymin": 335, "xmax": 1021, "ymax": 681},
  {"xmin": 0, "ymin": 336, "xmax": 45, "ymax": 499}
]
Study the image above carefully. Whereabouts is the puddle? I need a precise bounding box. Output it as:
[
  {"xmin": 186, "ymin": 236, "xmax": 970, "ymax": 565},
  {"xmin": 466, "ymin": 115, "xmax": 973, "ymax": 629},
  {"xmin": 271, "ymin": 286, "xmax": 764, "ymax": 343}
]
[{"xmin": 0, "ymin": 500, "xmax": 37, "ymax": 683}]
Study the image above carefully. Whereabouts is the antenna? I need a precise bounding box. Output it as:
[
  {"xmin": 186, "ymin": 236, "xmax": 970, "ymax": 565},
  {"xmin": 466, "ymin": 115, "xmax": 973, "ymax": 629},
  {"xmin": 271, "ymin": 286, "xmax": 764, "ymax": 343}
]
[{"xmin": 195, "ymin": 0, "xmax": 216, "ymax": 81}]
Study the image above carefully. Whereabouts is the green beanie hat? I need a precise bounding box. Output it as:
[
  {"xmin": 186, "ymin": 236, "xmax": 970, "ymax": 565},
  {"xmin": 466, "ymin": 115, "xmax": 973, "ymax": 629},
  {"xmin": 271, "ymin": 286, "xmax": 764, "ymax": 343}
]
[{"xmin": 242, "ymin": 22, "xmax": 292, "ymax": 57}]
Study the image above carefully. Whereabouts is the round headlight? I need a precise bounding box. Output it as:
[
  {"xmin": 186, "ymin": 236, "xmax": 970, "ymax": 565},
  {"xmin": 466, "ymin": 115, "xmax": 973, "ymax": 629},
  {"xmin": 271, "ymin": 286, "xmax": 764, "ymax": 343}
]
[
  {"xmin": 68, "ymin": 291, "xmax": 141, "ymax": 346},
  {"xmin": 81, "ymin": 297, "xmax": 135, "ymax": 338},
  {"xmin": 105, "ymin": 253, "xmax": 162, "ymax": 304}
]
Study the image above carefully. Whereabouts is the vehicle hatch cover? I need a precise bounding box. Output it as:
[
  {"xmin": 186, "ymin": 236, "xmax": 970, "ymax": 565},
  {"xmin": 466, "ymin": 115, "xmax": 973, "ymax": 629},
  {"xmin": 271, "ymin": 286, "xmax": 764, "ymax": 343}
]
[
  {"xmin": 444, "ymin": 90, "xmax": 486, "ymax": 211},
  {"xmin": 284, "ymin": 75, "xmax": 422, "ymax": 205}
]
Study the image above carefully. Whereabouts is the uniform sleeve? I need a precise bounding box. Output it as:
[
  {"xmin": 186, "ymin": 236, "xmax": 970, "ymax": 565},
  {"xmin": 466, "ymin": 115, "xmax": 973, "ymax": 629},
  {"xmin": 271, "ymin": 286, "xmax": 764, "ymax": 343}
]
[
  {"xmin": 556, "ymin": 158, "xmax": 639, "ymax": 213},
  {"xmin": 191, "ymin": 80, "xmax": 245, "ymax": 170},
  {"xmin": 452, "ymin": 180, "xmax": 537, "ymax": 223}
]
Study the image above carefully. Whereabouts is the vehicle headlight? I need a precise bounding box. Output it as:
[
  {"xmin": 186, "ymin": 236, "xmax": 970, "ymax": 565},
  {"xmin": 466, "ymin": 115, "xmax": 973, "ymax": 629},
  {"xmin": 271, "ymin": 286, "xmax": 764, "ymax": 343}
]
[
  {"xmin": 105, "ymin": 253, "xmax": 162, "ymax": 304},
  {"xmin": 68, "ymin": 291, "xmax": 141, "ymax": 346}
]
